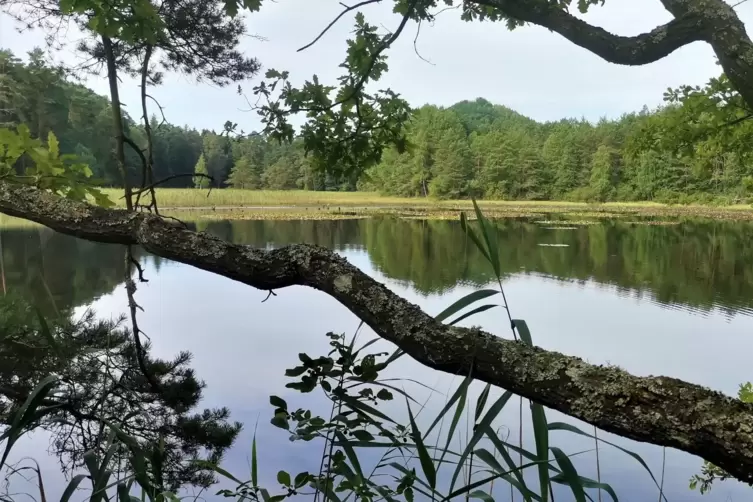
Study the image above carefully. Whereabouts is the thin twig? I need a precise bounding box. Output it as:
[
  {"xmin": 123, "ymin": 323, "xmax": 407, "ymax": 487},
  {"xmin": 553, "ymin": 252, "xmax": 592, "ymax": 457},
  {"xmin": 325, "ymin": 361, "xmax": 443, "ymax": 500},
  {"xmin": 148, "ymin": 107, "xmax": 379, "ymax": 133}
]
[
  {"xmin": 130, "ymin": 173, "xmax": 215, "ymax": 196},
  {"xmin": 413, "ymin": 19, "xmax": 434, "ymax": 65},
  {"xmin": 145, "ymin": 93, "xmax": 168, "ymax": 129},
  {"xmin": 297, "ymin": 0, "xmax": 382, "ymax": 52},
  {"xmin": 261, "ymin": 290, "xmax": 277, "ymax": 303}
]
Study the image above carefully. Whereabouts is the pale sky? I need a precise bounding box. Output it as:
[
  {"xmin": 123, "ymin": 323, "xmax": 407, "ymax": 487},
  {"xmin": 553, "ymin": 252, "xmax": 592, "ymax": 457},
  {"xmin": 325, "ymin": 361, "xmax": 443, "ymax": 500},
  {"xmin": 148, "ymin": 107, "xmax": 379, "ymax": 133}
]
[{"xmin": 2, "ymin": 0, "xmax": 752, "ymax": 132}]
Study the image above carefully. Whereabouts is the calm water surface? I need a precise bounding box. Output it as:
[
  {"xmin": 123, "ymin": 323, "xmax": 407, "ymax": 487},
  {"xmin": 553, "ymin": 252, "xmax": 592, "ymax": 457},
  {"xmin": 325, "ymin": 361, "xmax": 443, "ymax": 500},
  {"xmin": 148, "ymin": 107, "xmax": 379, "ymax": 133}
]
[{"xmin": 4, "ymin": 216, "xmax": 753, "ymax": 501}]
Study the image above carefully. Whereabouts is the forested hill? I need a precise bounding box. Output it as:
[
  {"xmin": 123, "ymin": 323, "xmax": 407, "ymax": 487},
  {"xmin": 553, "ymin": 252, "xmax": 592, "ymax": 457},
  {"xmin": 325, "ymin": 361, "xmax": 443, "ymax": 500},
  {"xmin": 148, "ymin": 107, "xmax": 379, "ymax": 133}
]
[{"xmin": 3, "ymin": 48, "xmax": 753, "ymax": 203}]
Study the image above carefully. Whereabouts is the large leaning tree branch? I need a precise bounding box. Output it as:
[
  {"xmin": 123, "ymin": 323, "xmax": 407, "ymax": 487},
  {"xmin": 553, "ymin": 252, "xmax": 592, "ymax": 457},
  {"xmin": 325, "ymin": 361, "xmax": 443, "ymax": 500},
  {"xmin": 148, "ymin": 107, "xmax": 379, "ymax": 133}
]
[
  {"xmin": 2, "ymin": 182, "xmax": 753, "ymax": 483},
  {"xmin": 471, "ymin": 0, "xmax": 705, "ymax": 65},
  {"xmin": 465, "ymin": 0, "xmax": 753, "ymax": 109}
]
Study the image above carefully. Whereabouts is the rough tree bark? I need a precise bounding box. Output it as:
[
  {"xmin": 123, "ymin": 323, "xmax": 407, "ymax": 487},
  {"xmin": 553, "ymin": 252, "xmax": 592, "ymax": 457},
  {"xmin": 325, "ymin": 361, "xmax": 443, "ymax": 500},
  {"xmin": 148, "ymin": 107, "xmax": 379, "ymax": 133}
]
[
  {"xmin": 1, "ymin": 182, "xmax": 752, "ymax": 483},
  {"xmin": 470, "ymin": 0, "xmax": 753, "ymax": 109}
]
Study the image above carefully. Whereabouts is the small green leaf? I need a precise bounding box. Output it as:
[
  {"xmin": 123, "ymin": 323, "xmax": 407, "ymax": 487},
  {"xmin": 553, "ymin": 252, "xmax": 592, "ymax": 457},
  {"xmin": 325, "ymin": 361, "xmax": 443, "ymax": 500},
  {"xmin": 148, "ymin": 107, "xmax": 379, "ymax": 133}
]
[
  {"xmin": 294, "ymin": 471, "xmax": 310, "ymax": 488},
  {"xmin": 376, "ymin": 388, "xmax": 393, "ymax": 400},
  {"xmin": 285, "ymin": 366, "xmax": 307, "ymax": 377},
  {"xmin": 277, "ymin": 470, "xmax": 291, "ymax": 486},
  {"xmin": 223, "ymin": 0, "xmax": 238, "ymax": 16},
  {"xmin": 61, "ymin": 474, "xmax": 88, "ymax": 502},
  {"xmin": 436, "ymin": 289, "xmax": 499, "ymax": 323},
  {"xmin": 551, "ymin": 473, "xmax": 619, "ymax": 502},
  {"xmin": 339, "ymin": 394, "xmax": 395, "ymax": 424},
  {"xmin": 449, "ymin": 304, "xmax": 498, "ymax": 325},
  {"xmin": 531, "ymin": 403, "xmax": 550, "ymax": 502},
  {"xmin": 334, "ymin": 430, "xmax": 365, "ymax": 480},
  {"xmin": 550, "ymin": 447, "xmax": 586, "ymax": 502},
  {"xmin": 472, "ymin": 198, "xmax": 501, "ymax": 277},
  {"xmin": 270, "ymin": 395, "xmax": 287, "ymax": 410},
  {"xmin": 469, "ymin": 490, "xmax": 494, "ymax": 502},
  {"xmin": 270, "ymin": 413, "xmax": 289, "ymax": 430},
  {"xmin": 352, "ymin": 430, "xmax": 374, "ymax": 441},
  {"xmin": 475, "ymin": 383, "xmax": 491, "ymax": 422},
  {"xmin": 191, "ymin": 460, "xmax": 243, "ymax": 484},
  {"xmin": 406, "ymin": 399, "xmax": 436, "ymax": 490},
  {"xmin": 251, "ymin": 430, "xmax": 258, "ymax": 487},
  {"xmin": 513, "ymin": 319, "xmax": 533, "ymax": 346}
]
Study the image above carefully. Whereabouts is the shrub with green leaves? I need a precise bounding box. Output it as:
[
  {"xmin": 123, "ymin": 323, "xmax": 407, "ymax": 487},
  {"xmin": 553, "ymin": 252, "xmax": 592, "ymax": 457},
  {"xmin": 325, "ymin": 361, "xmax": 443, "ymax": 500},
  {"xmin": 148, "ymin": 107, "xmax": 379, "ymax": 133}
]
[{"xmin": 0, "ymin": 125, "xmax": 111, "ymax": 205}]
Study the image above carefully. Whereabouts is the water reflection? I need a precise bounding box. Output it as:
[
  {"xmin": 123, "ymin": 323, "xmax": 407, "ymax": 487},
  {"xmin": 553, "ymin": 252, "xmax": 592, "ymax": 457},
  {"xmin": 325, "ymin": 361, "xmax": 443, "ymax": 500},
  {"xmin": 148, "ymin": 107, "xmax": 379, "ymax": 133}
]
[
  {"xmin": 6, "ymin": 217, "xmax": 753, "ymax": 318},
  {"xmin": 2, "ymin": 217, "xmax": 753, "ymax": 500},
  {"xmin": 201, "ymin": 217, "xmax": 753, "ymax": 317}
]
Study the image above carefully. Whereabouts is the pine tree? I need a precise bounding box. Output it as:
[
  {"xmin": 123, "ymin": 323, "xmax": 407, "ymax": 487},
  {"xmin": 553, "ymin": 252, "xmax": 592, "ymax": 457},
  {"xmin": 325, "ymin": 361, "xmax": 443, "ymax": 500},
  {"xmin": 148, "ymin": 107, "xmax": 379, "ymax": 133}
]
[
  {"xmin": 227, "ymin": 155, "xmax": 261, "ymax": 189},
  {"xmin": 589, "ymin": 145, "xmax": 618, "ymax": 201},
  {"xmin": 263, "ymin": 155, "xmax": 300, "ymax": 189},
  {"xmin": 194, "ymin": 153, "xmax": 209, "ymax": 188}
]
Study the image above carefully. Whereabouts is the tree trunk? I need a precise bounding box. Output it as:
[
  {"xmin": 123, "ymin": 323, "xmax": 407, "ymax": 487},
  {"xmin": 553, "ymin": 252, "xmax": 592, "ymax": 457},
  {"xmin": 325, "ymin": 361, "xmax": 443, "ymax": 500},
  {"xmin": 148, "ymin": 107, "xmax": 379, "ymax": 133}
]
[
  {"xmin": 1, "ymin": 181, "xmax": 753, "ymax": 485},
  {"xmin": 140, "ymin": 45, "xmax": 155, "ymax": 193},
  {"xmin": 102, "ymin": 35, "xmax": 133, "ymax": 211}
]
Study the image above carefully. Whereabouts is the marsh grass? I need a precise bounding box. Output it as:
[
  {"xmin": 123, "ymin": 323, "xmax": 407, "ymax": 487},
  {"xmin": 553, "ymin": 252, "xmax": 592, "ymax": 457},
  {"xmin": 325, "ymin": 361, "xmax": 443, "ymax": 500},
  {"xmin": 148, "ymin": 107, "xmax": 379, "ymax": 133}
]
[{"xmin": 94, "ymin": 188, "xmax": 753, "ymax": 221}]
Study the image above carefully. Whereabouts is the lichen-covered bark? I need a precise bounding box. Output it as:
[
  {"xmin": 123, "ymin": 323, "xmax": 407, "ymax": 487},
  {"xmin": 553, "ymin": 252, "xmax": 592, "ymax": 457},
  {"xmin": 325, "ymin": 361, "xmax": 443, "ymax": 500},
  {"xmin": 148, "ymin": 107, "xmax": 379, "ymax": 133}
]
[
  {"xmin": 471, "ymin": 0, "xmax": 753, "ymax": 110},
  {"xmin": 2, "ymin": 182, "xmax": 753, "ymax": 483}
]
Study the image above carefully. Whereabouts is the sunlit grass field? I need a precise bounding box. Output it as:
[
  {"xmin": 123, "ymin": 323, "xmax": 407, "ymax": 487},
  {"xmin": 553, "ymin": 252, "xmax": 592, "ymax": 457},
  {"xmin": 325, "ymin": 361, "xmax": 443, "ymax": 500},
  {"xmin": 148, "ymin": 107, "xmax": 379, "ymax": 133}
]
[
  {"xmin": 1, "ymin": 188, "xmax": 752, "ymax": 229},
  {"xmin": 102, "ymin": 188, "xmax": 705, "ymax": 210}
]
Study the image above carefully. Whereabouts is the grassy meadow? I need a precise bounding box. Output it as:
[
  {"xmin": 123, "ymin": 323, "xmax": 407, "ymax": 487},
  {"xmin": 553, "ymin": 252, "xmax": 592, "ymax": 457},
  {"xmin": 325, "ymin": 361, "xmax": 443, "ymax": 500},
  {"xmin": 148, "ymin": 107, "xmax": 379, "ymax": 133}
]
[
  {"xmin": 107, "ymin": 188, "xmax": 671, "ymax": 209},
  {"xmin": 3, "ymin": 188, "xmax": 753, "ymax": 229},
  {"xmin": 107, "ymin": 188, "xmax": 753, "ymax": 221}
]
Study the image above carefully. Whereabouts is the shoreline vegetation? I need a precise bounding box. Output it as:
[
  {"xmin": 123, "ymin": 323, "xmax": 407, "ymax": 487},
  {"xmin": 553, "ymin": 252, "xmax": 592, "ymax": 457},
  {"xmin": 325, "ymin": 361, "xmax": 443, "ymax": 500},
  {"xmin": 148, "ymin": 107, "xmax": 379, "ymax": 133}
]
[
  {"xmin": 4, "ymin": 188, "xmax": 753, "ymax": 228},
  {"xmin": 106, "ymin": 188, "xmax": 753, "ymax": 221}
]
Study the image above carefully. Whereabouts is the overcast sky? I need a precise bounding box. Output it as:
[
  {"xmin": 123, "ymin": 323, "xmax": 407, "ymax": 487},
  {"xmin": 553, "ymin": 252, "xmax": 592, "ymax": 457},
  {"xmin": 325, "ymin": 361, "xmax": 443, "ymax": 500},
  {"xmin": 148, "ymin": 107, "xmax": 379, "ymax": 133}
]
[{"xmin": 2, "ymin": 0, "xmax": 752, "ymax": 131}]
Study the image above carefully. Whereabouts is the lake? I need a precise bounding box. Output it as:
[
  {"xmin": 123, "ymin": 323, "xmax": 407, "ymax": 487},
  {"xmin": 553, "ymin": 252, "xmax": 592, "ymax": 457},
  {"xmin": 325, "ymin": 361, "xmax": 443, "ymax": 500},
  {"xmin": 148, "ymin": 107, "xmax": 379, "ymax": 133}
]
[{"xmin": 3, "ymin": 215, "xmax": 753, "ymax": 501}]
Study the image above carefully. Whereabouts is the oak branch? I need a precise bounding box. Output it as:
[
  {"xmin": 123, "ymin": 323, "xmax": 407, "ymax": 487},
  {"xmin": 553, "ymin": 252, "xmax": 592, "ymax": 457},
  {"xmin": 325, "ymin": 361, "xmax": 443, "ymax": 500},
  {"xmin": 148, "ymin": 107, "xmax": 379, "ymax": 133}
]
[
  {"xmin": 1, "ymin": 182, "xmax": 752, "ymax": 483},
  {"xmin": 468, "ymin": 0, "xmax": 753, "ymax": 109}
]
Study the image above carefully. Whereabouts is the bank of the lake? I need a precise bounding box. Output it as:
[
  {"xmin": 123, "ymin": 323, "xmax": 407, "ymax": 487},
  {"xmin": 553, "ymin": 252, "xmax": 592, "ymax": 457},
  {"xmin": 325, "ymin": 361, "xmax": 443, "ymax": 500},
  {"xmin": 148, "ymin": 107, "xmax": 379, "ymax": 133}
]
[
  {"xmin": 98, "ymin": 187, "xmax": 753, "ymax": 221},
  {"xmin": 3, "ymin": 189, "xmax": 753, "ymax": 230}
]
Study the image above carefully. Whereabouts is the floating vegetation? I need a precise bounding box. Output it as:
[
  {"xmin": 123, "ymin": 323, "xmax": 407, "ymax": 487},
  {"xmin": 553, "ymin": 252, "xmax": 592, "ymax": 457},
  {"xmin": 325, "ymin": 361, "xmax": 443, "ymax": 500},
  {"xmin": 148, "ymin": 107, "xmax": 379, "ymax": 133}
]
[
  {"xmin": 623, "ymin": 220, "xmax": 682, "ymax": 226},
  {"xmin": 534, "ymin": 220, "xmax": 600, "ymax": 226},
  {"xmin": 563, "ymin": 211, "xmax": 630, "ymax": 219}
]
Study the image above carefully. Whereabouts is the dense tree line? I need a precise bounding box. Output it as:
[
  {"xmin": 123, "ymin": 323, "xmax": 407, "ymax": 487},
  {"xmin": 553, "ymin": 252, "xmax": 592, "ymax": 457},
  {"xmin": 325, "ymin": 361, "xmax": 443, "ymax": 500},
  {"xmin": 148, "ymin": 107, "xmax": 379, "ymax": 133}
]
[
  {"xmin": 364, "ymin": 90, "xmax": 753, "ymax": 203},
  {"xmin": 3, "ymin": 48, "xmax": 753, "ymax": 202}
]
